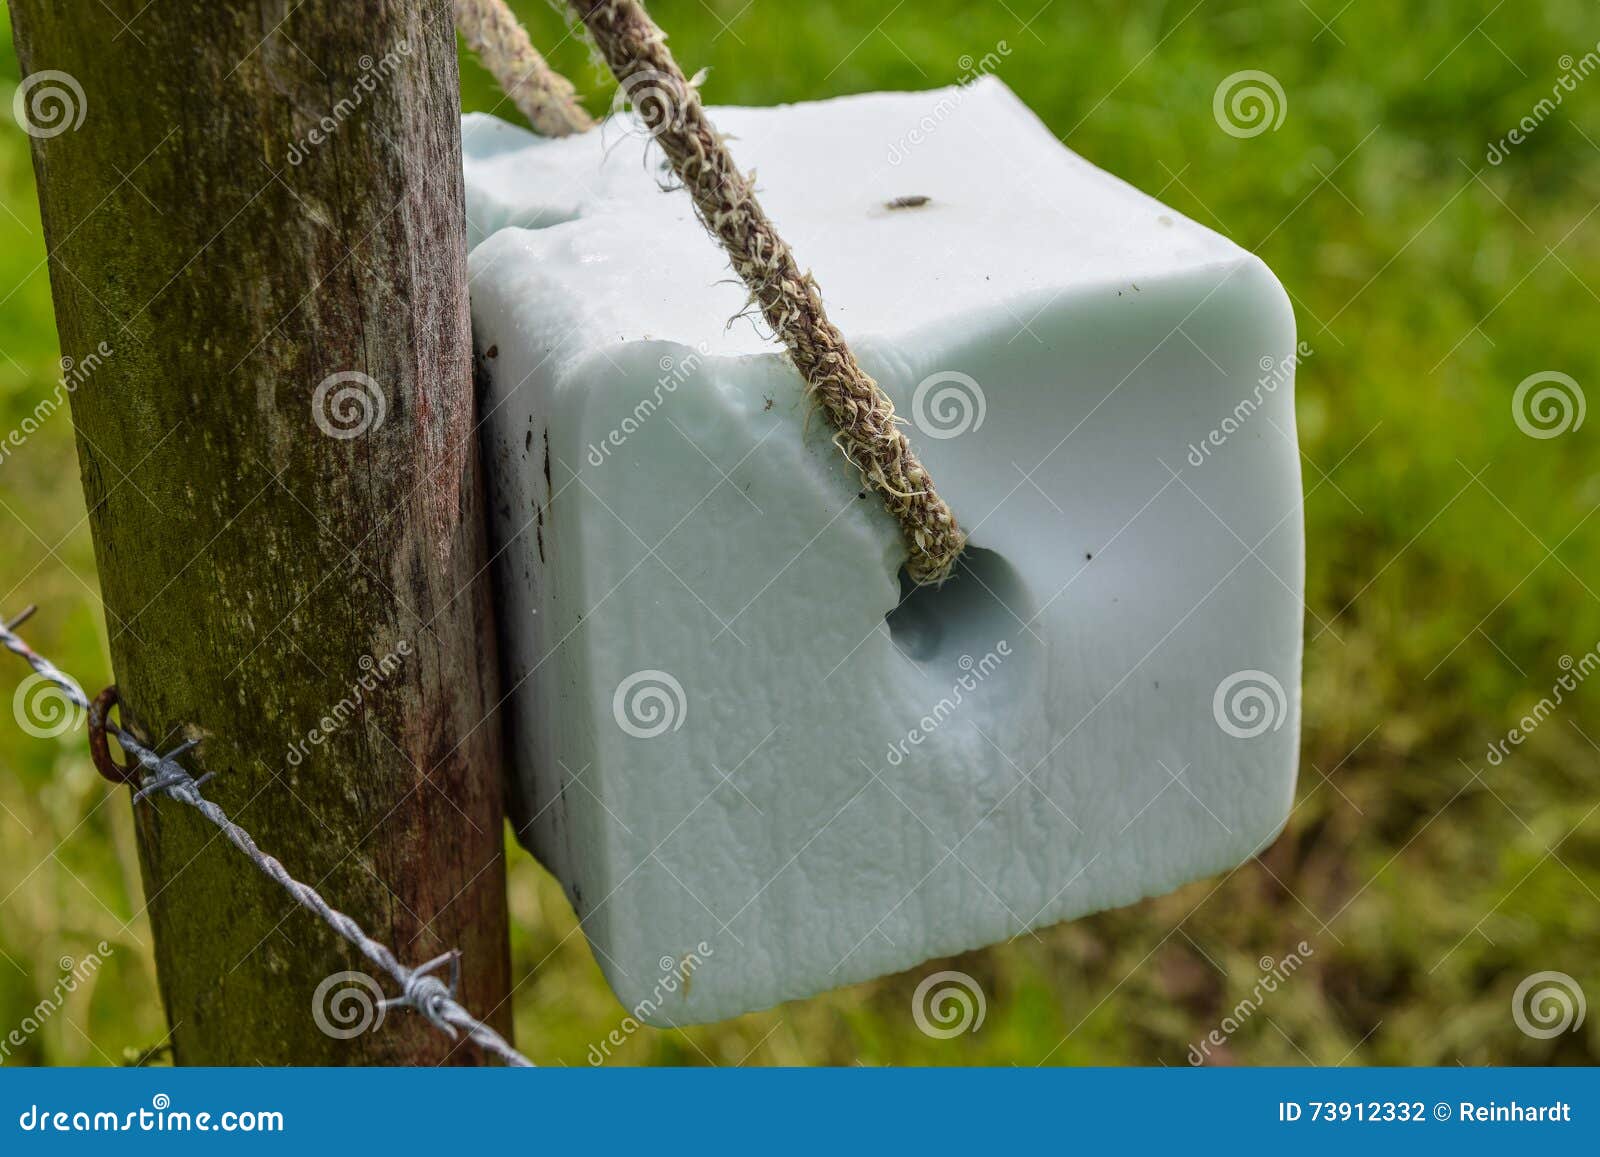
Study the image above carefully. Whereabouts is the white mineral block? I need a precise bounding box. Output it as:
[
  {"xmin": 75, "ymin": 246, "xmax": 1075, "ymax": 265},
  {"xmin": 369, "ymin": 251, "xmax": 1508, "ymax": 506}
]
[{"xmin": 463, "ymin": 78, "xmax": 1303, "ymax": 1025}]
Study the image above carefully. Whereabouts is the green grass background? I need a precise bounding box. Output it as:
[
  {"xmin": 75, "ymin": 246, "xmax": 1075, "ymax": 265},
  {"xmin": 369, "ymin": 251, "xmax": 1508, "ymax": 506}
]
[{"xmin": 1, "ymin": 0, "xmax": 1597, "ymax": 1065}]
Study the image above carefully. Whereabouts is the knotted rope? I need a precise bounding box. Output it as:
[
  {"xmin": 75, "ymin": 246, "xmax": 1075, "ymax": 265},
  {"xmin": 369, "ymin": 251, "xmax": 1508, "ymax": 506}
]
[
  {"xmin": 1, "ymin": 609, "xmax": 533, "ymax": 1067},
  {"xmin": 456, "ymin": 0, "xmax": 968, "ymax": 583},
  {"xmin": 454, "ymin": 0, "xmax": 592, "ymax": 136}
]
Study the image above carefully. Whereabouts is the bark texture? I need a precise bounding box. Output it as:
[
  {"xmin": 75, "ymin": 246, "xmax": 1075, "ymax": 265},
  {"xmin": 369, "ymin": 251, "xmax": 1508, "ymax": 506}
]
[{"xmin": 9, "ymin": 0, "xmax": 513, "ymax": 1063}]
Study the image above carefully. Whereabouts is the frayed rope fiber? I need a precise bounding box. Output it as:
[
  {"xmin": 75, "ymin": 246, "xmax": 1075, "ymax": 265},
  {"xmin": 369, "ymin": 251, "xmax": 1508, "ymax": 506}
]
[{"xmin": 462, "ymin": 0, "xmax": 967, "ymax": 583}]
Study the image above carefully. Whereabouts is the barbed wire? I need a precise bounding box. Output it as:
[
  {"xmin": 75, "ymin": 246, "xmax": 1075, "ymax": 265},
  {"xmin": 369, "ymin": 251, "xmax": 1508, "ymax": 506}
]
[{"xmin": 0, "ymin": 606, "xmax": 533, "ymax": 1068}]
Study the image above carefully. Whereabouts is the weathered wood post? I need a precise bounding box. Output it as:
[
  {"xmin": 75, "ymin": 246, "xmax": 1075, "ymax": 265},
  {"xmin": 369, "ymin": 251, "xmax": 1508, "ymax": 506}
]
[{"xmin": 7, "ymin": 1, "xmax": 513, "ymax": 1062}]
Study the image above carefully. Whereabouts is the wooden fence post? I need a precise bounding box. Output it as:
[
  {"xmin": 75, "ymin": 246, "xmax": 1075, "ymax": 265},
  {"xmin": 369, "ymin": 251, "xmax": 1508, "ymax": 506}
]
[{"xmin": 7, "ymin": 0, "xmax": 514, "ymax": 1063}]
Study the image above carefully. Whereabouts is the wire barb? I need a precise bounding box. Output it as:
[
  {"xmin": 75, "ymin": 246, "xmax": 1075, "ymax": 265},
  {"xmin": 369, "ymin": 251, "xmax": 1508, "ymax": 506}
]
[
  {"xmin": 384, "ymin": 950, "xmax": 464, "ymax": 1038},
  {"xmin": 1, "ymin": 613, "xmax": 533, "ymax": 1068}
]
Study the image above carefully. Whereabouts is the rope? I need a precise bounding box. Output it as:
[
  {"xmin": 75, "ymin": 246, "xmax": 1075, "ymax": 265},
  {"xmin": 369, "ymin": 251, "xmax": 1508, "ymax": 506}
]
[
  {"xmin": 464, "ymin": 0, "xmax": 967, "ymax": 584},
  {"xmin": 454, "ymin": 0, "xmax": 593, "ymax": 136},
  {"xmin": 576, "ymin": 0, "xmax": 966, "ymax": 583},
  {"xmin": 0, "ymin": 608, "xmax": 533, "ymax": 1068}
]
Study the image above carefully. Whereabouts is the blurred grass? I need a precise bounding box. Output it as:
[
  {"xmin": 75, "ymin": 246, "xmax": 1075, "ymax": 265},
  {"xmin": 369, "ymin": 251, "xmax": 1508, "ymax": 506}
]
[{"xmin": 2, "ymin": 0, "xmax": 1598, "ymax": 1065}]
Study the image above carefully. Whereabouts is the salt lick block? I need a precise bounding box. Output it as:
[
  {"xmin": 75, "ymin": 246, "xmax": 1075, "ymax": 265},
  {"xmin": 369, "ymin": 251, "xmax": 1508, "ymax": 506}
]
[{"xmin": 463, "ymin": 78, "xmax": 1303, "ymax": 1025}]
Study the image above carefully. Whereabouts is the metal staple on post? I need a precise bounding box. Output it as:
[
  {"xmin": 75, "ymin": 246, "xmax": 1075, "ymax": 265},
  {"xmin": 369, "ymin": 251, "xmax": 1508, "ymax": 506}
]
[{"xmin": 1, "ymin": 609, "xmax": 533, "ymax": 1068}]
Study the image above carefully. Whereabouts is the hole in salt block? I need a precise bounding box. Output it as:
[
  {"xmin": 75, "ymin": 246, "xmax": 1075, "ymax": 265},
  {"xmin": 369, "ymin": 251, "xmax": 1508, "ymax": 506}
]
[{"xmin": 885, "ymin": 547, "xmax": 1035, "ymax": 689}]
